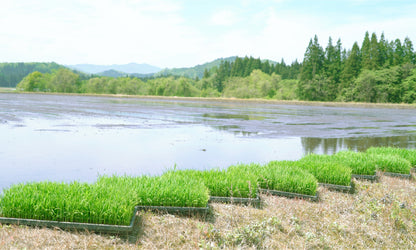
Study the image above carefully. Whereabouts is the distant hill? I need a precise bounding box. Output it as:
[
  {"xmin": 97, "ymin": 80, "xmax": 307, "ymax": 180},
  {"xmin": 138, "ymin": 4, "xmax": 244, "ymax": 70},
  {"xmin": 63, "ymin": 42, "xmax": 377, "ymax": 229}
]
[
  {"xmin": 95, "ymin": 69, "xmax": 155, "ymax": 78},
  {"xmin": 155, "ymin": 56, "xmax": 238, "ymax": 79},
  {"xmin": 0, "ymin": 62, "xmax": 65, "ymax": 87},
  {"xmin": 96, "ymin": 69, "xmax": 128, "ymax": 78},
  {"xmin": 67, "ymin": 63, "xmax": 161, "ymax": 75}
]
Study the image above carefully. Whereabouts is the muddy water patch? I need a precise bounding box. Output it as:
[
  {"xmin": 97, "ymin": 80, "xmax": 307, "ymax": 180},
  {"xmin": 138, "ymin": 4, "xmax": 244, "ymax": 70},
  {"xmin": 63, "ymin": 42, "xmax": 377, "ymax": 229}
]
[
  {"xmin": 202, "ymin": 113, "xmax": 265, "ymax": 120},
  {"xmin": 392, "ymin": 124, "xmax": 416, "ymax": 127},
  {"xmin": 286, "ymin": 122, "xmax": 330, "ymax": 126},
  {"xmin": 329, "ymin": 126, "xmax": 380, "ymax": 130},
  {"xmin": 3, "ymin": 93, "xmax": 416, "ymax": 191}
]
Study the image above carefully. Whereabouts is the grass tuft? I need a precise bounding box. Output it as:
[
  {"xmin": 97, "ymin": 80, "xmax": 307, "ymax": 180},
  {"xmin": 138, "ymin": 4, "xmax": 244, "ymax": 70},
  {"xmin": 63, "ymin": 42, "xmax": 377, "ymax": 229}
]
[
  {"xmin": 366, "ymin": 147, "xmax": 414, "ymax": 173},
  {"xmin": 229, "ymin": 162, "xmax": 318, "ymax": 196},
  {"xmin": 165, "ymin": 167, "xmax": 259, "ymax": 198},
  {"xmin": 297, "ymin": 155, "xmax": 352, "ymax": 186},
  {"xmin": 0, "ymin": 181, "xmax": 135, "ymax": 225}
]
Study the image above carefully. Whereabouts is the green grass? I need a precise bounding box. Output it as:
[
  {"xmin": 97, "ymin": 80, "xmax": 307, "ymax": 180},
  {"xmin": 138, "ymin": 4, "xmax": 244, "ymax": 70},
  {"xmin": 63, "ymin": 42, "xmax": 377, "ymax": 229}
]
[
  {"xmin": 2, "ymin": 146, "xmax": 413, "ymax": 226},
  {"xmin": 297, "ymin": 155, "xmax": 352, "ymax": 186},
  {"xmin": 367, "ymin": 147, "xmax": 416, "ymax": 169},
  {"xmin": 0, "ymin": 174, "xmax": 210, "ymax": 226},
  {"xmin": 366, "ymin": 153, "xmax": 411, "ymax": 174},
  {"xmin": 96, "ymin": 173, "xmax": 210, "ymax": 208},
  {"xmin": 332, "ymin": 151, "xmax": 378, "ymax": 175},
  {"xmin": 229, "ymin": 162, "xmax": 318, "ymax": 196},
  {"xmin": 165, "ymin": 167, "xmax": 259, "ymax": 198},
  {"xmin": 0, "ymin": 181, "xmax": 136, "ymax": 225}
]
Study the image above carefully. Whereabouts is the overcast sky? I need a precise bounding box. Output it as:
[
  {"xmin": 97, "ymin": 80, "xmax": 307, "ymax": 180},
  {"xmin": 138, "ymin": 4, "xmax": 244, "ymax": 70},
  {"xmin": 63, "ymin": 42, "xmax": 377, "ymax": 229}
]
[{"xmin": 1, "ymin": 0, "xmax": 416, "ymax": 68}]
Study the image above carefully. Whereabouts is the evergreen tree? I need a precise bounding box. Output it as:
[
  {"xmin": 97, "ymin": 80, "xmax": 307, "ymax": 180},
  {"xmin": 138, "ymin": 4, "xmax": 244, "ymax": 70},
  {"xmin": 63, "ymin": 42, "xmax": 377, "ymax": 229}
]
[
  {"xmin": 203, "ymin": 68, "xmax": 210, "ymax": 78},
  {"xmin": 298, "ymin": 35, "xmax": 325, "ymax": 100},
  {"xmin": 378, "ymin": 32, "xmax": 389, "ymax": 66},
  {"xmin": 341, "ymin": 42, "xmax": 361, "ymax": 87},
  {"xmin": 369, "ymin": 32, "xmax": 381, "ymax": 69},
  {"xmin": 262, "ymin": 60, "xmax": 271, "ymax": 74},
  {"xmin": 243, "ymin": 57, "xmax": 253, "ymax": 76},
  {"xmin": 361, "ymin": 31, "xmax": 371, "ymax": 69},
  {"xmin": 231, "ymin": 57, "xmax": 244, "ymax": 77},
  {"xmin": 324, "ymin": 37, "xmax": 342, "ymax": 82},
  {"xmin": 300, "ymin": 35, "xmax": 324, "ymax": 81},
  {"xmin": 403, "ymin": 37, "xmax": 415, "ymax": 64},
  {"xmin": 393, "ymin": 39, "xmax": 404, "ymax": 65}
]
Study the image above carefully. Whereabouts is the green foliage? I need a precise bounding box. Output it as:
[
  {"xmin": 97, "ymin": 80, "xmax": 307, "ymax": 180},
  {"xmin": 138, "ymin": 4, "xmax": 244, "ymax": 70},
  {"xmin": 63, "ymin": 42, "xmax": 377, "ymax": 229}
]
[
  {"xmin": 300, "ymin": 35, "xmax": 325, "ymax": 82},
  {"xmin": 0, "ymin": 62, "xmax": 64, "ymax": 88},
  {"xmin": 166, "ymin": 168, "xmax": 259, "ymax": 198},
  {"xmin": 401, "ymin": 68, "xmax": 416, "ymax": 103},
  {"xmin": 222, "ymin": 70, "xmax": 281, "ymax": 99},
  {"xmin": 11, "ymin": 32, "xmax": 416, "ymax": 104},
  {"xmin": 274, "ymin": 79, "xmax": 298, "ymax": 100},
  {"xmin": 17, "ymin": 69, "xmax": 80, "ymax": 93},
  {"xmin": 155, "ymin": 56, "xmax": 237, "ymax": 79},
  {"xmin": 299, "ymin": 32, "xmax": 416, "ymax": 103},
  {"xmin": 0, "ymin": 181, "xmax": 136, "ymax": 225},
  {"xmin": 367, "ymin": 147, "xmax": 415, "ymax": 170},
  {"xmin": 297, "ymin": 154, "xmax": 352, "ymax": 186},
  {"xmin": 230, "ymin": 162, "xmax": 318, "ymax": 196},
  {"xmin": 97, "ymin": 173, "xmax": 210, "ymax": 208},
  {"xmin": 0, "ymin": 174, "xmax": 210, "ymax": 226},
  {"xmin": 332, "ymin": 151, "xmax": 377, "ymax": 175}
]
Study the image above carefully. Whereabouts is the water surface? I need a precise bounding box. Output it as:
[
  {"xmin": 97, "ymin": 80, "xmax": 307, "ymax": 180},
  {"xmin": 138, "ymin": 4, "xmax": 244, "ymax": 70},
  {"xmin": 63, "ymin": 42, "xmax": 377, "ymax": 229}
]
[{"xmin": 1, "ymin": 93, "xmax": 416, "ymax": 191}]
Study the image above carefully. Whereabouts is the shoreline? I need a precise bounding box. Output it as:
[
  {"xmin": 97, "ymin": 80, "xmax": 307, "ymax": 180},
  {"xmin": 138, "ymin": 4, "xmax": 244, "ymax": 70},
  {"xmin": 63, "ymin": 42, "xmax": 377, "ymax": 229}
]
[{"xmin": 2, "ymin": 89, "xmax": 416, "ymax": 109}]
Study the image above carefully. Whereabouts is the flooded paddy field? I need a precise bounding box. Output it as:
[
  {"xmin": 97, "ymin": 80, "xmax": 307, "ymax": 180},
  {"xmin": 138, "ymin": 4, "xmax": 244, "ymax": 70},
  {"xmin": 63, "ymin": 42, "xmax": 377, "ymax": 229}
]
[{"xmin": 1, "ymin": 93, "xmax": 416, "ymax": 191}]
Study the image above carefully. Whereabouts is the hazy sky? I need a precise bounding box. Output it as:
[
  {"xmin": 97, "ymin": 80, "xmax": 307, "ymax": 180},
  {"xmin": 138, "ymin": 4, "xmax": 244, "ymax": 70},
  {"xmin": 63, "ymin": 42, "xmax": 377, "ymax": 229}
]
[{"xmin": 1, "ymin": 0, "xmax": 416, "ymax": 68}]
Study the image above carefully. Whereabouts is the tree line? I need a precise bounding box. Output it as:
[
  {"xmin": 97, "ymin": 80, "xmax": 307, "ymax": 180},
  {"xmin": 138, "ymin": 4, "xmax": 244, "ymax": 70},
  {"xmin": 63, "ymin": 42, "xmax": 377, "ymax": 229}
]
[
  {"xmin": 15, "ymin": 31, "xmax": 416, "ymax": 104},
  {"xmin": 298, "ymin": 32, "xmax": 416, "ymax": 103},
  {"xmin": 0, "ymin": 62, "xmax": 64, "ymax": 87},
  {"xmin": 17, "ymin": 67, "xmax": 292, "ymax": 99}
]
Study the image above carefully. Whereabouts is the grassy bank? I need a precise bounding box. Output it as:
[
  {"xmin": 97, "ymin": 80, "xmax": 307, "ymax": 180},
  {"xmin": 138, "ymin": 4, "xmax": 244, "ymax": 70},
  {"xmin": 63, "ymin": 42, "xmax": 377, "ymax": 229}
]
[
  {"xmin": 0, "ymin": 87, "xmax": 16, "ymax": 93},
  {"xmin": 1, "ymin": 175, "xmax": 414, "ymax": 249}
]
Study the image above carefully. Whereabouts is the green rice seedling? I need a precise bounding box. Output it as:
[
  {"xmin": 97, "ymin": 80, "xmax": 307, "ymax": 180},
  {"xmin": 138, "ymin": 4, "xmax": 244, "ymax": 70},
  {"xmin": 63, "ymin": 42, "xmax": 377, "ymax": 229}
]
[
  {"xmin": 1, "ymin": 174, "xmax": 210, "ymax": 226},
  {"xmin": 165, "ymin": 167, "xmax": 259, "ymax": 198},
  {"xmin": 297, "ymin": 155, "xmax": 352, "ymax": 186},
  {"xmin": 0, "ymin": 181, "xmax": 136, "ymax": 226},
  {"xmin": 263, "ymin": 161, "xmax": 318, "ymax": 195},
  {"xmin": 333, "ymin": 151, "xmax": 377, "ymax": 175},
  {"xmin": 96, "ymin": 173, "xmax": 210, "ymax": 208},
  {"xmin": 366, "ymin": 147, "xmax": 415, "ymax": 171},
  {"xmin": 231, "ymin": 162, "xmax": 318, "ymax": 196}
]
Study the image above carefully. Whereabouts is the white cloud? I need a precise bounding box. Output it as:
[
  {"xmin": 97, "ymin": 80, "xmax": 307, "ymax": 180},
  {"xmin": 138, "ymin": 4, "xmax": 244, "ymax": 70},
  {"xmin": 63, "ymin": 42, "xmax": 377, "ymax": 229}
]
[
  {"xmin": 209, "ymin": 10, "xmax": 240, "ymax": 26},
  {"xmin": 1, "ymin": 0, "xmax": 416, "ymax": 67},
  {"xmin": 0, "ymin": 0, "xmax": 203, "ymax": 67}
]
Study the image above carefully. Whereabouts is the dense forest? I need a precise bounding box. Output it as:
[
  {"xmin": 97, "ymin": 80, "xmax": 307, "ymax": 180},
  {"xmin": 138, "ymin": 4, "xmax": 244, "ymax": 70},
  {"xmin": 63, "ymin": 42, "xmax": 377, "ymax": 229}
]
[
  {"xmin": 0, "ymin": 62, "xmax": 64, "ymax": 87},
  {"xmin": 12, "ymin": 32, "xmax": 416, "ymax": 104},
  {"xmin": 298, "ymin": 32, "xmax": 416, "ymax": 103}
]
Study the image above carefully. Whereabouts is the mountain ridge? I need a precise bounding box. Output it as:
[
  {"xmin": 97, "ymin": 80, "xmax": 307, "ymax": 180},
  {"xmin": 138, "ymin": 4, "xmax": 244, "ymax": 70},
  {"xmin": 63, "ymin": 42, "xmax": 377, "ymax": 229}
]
[{"xmin": 66, "ymin": 62, "xmax": 161, "ymax": 74}]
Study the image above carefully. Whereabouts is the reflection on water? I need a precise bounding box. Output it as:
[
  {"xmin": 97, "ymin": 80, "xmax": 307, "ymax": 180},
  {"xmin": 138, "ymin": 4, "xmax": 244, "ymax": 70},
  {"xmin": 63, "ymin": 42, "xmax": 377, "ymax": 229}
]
[
  {"xmin": 2, "ymin": 93, "xmax": 416, "ymax": 191},
  {"xmin": 213, "ymin": 125, "xmax": 258, "ymax": 136},
  {"xmin": 302, "ymin": 135, "xmax": 416, "ymax": 155}
]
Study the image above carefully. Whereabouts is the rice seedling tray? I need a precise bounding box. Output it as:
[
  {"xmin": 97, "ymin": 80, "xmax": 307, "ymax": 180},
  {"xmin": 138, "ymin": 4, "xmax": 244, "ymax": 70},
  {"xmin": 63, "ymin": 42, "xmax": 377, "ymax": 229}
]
[
  {"xmin": 0, "ymin": 206, "xmax": 141, "ymax": 237},
  {"xmin": 382, "ymin": 172, "xmax": 412, "ymax": 179},
  {"xmin": 208, "ymin": 195, "xmax": 262, "ymax": 208},
  {"xmin": 351, "ymin": 174, "xmax": 379, "ymax": 182},
  {"xmin": 136, "ymin": 205, "xmax": 210, "ymax": 216},
  {"xmin": 259, "ymin": 189, "xmax": 319, "ymax": 202},
  {"xmin": 319, "ymin": 182, "xmax": 355, "ymax": 194}
]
